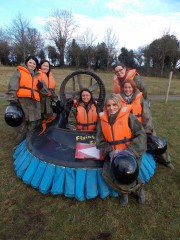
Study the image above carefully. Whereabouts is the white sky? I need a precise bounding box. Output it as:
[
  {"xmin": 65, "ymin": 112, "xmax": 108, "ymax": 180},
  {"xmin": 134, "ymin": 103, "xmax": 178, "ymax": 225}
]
[{"xmin": 0, "ymin": 0, "xmax": 180, "ymax": 51}]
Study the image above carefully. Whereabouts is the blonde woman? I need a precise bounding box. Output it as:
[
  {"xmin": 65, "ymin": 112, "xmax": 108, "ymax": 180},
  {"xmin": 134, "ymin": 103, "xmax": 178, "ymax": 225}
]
[{"xmin": 96, "ymin": 93, "xmax": 147, "ymax": 205}]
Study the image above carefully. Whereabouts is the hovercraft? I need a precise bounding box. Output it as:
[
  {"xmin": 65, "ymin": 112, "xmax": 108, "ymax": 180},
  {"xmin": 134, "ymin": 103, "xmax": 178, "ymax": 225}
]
[{"xmin": 12, "ymin": 70, "xmax": 156, "ymax": 201}]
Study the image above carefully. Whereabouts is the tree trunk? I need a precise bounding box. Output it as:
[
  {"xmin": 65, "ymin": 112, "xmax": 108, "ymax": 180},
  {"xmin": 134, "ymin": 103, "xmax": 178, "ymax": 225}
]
[{"xmin": 161, "ymin": 57, "xmax": 165, "ymax": 76}]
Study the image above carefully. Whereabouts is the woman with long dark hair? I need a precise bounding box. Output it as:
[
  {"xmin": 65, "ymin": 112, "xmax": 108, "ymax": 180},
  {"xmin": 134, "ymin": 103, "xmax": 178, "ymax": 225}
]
[
  {"xmin": 6, "ymin": 55, "xmax": 42, "ymax": 147},
  {"xmin": 67, "ymin": 88, "xmax": 99, "ymax": 131},
  {"xmin": 38, "ymin": 59, "xmax": 58, "ymax": 119}
]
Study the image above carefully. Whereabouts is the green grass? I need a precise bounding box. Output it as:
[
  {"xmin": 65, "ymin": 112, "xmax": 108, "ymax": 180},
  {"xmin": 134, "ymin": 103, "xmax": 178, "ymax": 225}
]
[
  {"xmin": 0, "ymin": 67, "xmax": 180, "ymax": 239},
  {"xmin": 0, "ymin": 66, "xmax": 180, "ymax": 95},
  {"xmin": 0, "ymin": 100, "xmax": 180, "ymax": 239}
]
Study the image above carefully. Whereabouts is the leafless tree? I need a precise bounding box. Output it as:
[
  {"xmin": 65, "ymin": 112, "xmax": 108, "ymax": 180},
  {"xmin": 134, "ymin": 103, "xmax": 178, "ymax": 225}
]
[
  {"xmin": 6, "ymin": 12, "xmax": 43, "ymax": 63},
  {"xmin": 26, "ymin": 28, "xmax": 44, "ymax": 56},
  {"xmin": 7, "ymin": 13, "xmax": 29, "ymax": 62},
  {"xmin": 104, "ymin": 27, "xmax": 119, "ymax": 67},
  {"xmin": 0, "ymin": 28, "xmax": 10, "ymax": 65},
  {"xmin": 77, "ymin": 28, "xmax": 97, "ymax": 69},
  {"xmin": 45, "ymin": 9, "xmax": 78, "ymax": 66},
  {"xmin": 78, "ymin": 28, "xmax": 97, "ymax": 47}
]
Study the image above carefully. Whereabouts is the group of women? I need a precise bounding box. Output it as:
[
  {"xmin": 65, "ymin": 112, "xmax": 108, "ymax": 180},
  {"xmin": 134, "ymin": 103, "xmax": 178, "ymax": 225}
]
[
  {"xmin": 6, "ymin": 55, "xmax": 58, "ymax": 147},
  {"xmin": 6, "ymin": 58, "xmax": 174, "ymax": 205},
  {"xmin": 65, "ymin": 63, "xmax": 174, "ymax": 205}
]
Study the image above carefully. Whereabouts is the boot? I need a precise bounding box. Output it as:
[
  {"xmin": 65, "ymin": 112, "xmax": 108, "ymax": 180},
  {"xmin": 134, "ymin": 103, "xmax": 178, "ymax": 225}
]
[
  {"xmin": 156, "ymin": 152, "xmax": 174, "ymax": 170},
  {"xmin": 119, "ymin": 194, "xmax": 128, "ymax": 205},
  {"xmin": 166, "ymin": 162, "xmax": 175, "ymax": 170},
  {"xmin": 137, "ymin": 188, "xmax": 145, "ymax": 204}
]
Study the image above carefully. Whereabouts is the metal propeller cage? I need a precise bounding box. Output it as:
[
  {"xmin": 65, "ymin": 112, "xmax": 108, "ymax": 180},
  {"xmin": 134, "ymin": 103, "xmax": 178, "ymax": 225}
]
[{"xmin": 60, "ymin": 70, "xmax": 106, "ymax": 115}]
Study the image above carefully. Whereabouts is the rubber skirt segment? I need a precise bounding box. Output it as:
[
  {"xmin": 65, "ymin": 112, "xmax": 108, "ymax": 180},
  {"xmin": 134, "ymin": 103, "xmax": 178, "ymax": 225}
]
[{"xmin": 13, "ymin": 139, "xmax": 156, "ymax": 201}]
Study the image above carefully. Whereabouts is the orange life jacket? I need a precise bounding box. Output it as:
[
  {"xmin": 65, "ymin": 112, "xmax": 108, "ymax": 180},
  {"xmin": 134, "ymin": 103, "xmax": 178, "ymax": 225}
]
[
  {"xmin": 16, "ymin": 66, "xmax": 40, "ymax": 101},
  {"xmin": 113, "ymin": 69, "xmax": 138, "ymax": 94},
  {"xmin": 99, "ymin": 106, "xmax": 133, "ymax": 150},
  {"xmin": 38, "ymin": 70, "xmax": 56, "ymax": 96},
  {"xmin": 75, "ymin": 101, "xmax": 98, "ymax": 130},
  {"xmin": 120, "ymin": 92, "xmax": 143, "ymax": 122}
]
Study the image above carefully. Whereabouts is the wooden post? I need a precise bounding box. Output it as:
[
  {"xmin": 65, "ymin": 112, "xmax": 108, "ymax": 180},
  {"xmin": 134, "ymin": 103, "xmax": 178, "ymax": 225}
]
[{"xmin": 165, "ymin": 71, "xmax": 173, "ymax": 104}]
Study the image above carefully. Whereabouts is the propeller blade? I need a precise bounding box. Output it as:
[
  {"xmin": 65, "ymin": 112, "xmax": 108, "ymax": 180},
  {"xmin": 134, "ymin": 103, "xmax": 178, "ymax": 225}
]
[
  {"xmin": 88, "ymin": 82, "xmax": 99, "ymax": 92},
  {"xmin": 88, "ymin": 78, "xmax": 93, "ymax": 88},
  {"xmin": 72, "ymin": 77, "xmax": 75, "ymax": 91},
  {"xmin": 77, "ymin": 74, "xmax": 83, "ymax": 90},
  {"xmin": 65, "ymin": 90, "xmax": 80, "ymax": 98}
]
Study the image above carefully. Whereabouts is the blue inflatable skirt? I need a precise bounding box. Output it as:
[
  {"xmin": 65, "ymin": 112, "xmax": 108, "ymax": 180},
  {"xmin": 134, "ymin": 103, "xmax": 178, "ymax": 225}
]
[{"xmin": 13, "ymin": 140, "xmax": 156, "ymax": 201}]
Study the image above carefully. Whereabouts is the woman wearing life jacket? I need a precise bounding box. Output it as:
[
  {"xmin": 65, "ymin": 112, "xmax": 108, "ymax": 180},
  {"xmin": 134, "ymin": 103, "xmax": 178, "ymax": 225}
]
[
  {"xmin": 113, "ymin": 63, "xmax": 148, "ymax": 100},
  {"xmin": 96, "ymin": 93, "xmax": 147, "ymax": 205},
  {"xmin": 121, "ymin": 79, "xmax": 174, "ymax": 170},
  {"xmin": 67, "ymin": 88, "xmax": 99, "ymax": 131},
  {"xmin": 6, "ymin": 55, "xmax": 43, "ymax": 147},
  {"xmin": 38, "ymin": 59, "xmax": 58, "ymax": 119}
]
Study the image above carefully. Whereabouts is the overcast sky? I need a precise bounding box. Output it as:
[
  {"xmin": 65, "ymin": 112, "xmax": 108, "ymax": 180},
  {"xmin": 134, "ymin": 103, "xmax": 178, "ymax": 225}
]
[{"xmin": 0, "ymin": 0, "xmax": 180, "ymax": 51}]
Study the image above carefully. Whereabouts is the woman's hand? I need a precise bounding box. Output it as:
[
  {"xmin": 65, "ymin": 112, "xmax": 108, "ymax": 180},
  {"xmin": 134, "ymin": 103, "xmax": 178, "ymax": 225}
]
[{"xmin": 36, "ymin": 80, "xmax": 43, "ymax": 90}]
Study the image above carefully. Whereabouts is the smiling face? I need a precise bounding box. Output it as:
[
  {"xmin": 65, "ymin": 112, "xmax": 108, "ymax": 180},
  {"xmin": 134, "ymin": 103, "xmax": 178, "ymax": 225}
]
[
  {"xmin": 40, "ymin": 62, "xmax": 50, "ymax": 73},
  {"xmin": 123, "ymin": 82, "xmax": 133, "ymax": 96},
  {"xmin": 114, "ymin": 65, "xmax": 126, "ymax": 78},
  {"xmin": 26, "ymin": 59, "xmax": 37, "ymax": 70},
  {"xmin": 106, "ymin": 99, "xmax": 120, "ymax": 115},
  {"xmin": 81, "ymin": 91, "xmax": 91, "ymax": 104}
]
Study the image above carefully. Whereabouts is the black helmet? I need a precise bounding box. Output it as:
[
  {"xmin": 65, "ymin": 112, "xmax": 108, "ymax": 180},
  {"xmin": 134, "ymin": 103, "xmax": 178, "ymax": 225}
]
[
  {"xmin": 111, "ymin": 150, "xmax": 139, "ymax": 185},
  {"xmin": 147, "ymin": 134, "xmax": 167, "ymax": 155},
  {"xmin": 4, "ymin": 103, "xmax": 24, "ymax": 127}
]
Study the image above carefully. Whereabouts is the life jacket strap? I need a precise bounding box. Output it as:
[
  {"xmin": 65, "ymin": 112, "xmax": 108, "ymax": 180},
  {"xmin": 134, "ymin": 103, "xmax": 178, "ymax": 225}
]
[
  {"xmin": 135, "ymin": 113, "xmax": 142, "ymax": 118},
  {"xmin": 109, "ymin": 137, "xmax": 132, "ymax": 146},
  {"xmin": 77, "ymin": 122, "xmax": 97, "ymax": 127},
  {"xmin": 19, "ymin": 86, "xmax": 39, "ymax": 93}
]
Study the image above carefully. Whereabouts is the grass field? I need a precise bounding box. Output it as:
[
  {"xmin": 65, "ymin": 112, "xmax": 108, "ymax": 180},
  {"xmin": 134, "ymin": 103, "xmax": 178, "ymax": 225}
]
[
  {"xmin": 0, "ymin": 67, "xmax": 180, "ymax": 239},
  {"xmin": 0, "ymin": 66, "xmax": 180, "ymax": 95}
]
